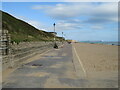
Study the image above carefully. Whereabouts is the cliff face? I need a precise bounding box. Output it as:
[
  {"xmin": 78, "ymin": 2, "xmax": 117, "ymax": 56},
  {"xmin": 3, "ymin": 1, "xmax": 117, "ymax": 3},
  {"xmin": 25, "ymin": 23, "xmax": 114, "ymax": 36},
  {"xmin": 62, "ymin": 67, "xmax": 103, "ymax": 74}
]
[{"xmin": 1, "ymin": 10, "xmax": 62, "ymax": 42}]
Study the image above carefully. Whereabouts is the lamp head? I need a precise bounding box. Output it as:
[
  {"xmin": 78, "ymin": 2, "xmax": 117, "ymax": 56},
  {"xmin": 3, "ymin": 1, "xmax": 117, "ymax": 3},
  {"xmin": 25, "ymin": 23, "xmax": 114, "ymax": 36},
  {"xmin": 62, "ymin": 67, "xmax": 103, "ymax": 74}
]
[{"xmin": 53, "ymin": 23, "xmax": 56, "ymax": 26}]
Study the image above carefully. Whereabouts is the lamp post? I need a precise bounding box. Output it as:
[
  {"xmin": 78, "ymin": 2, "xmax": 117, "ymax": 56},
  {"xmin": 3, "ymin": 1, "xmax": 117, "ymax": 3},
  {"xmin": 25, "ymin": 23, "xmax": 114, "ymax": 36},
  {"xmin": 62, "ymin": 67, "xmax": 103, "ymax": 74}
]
[
  {"xmin": 53, "ymin": 23, "xmax": 58, "ymax": 49},
  {"xmin": 53, "ymin": 23, "xmax": 56, "ymax": 41},
  {"xmin": 62, "ymin": 32, "xmax": 63, "ymax": 44}
]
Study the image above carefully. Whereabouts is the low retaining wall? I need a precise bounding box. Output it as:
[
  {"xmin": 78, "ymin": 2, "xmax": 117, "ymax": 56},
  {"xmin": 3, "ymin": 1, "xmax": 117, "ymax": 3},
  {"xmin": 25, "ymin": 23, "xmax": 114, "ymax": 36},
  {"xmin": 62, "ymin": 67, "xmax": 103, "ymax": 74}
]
[{"xmin": 2, "ymin": 41, "xmax": 62, "ymax": 71}]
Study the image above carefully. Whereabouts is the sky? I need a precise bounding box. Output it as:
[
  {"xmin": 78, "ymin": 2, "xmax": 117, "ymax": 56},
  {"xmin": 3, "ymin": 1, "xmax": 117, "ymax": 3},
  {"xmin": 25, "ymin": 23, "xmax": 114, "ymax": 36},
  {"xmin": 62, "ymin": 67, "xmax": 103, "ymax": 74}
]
[{"xmin": 2, "ymin": 2, "xmax": 118, "ymax": 41}]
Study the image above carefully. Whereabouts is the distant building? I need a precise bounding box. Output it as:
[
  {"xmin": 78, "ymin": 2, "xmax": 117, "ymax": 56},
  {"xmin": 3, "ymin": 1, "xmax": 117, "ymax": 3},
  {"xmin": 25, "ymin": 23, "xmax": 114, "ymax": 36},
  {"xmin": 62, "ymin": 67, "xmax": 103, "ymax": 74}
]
[
  {"xmin": 49, "ymin": 32, "xmax": 57, "ymax": 36},
  {"xmin": 66, "ymin": 40, "xmax": 77, "ymax": 43}
]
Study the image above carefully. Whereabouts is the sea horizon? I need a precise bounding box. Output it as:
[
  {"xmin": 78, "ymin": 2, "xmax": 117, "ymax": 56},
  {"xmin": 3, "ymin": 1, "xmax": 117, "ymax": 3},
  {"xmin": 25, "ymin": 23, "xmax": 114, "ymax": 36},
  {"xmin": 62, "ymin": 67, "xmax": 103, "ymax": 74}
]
[{"xmin": 79, "ymin": 41, "xmax": 120, "ymax": 45}]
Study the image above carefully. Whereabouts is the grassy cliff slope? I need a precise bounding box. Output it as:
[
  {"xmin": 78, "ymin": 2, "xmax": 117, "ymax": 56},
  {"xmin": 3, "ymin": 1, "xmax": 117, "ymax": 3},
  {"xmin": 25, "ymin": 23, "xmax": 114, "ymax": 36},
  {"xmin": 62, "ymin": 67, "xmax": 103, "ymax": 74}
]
[{"xmin": 2, "ymin": 10, "xmax": 62, "ymax": 43}]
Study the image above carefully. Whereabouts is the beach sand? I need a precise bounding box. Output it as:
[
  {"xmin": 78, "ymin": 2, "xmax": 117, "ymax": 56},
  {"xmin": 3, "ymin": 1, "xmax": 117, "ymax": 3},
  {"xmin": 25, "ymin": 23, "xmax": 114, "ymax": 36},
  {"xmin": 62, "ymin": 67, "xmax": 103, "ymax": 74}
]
[{"xmin": 73, "ymin": 43, "xmax": 118, "ymax": 85}]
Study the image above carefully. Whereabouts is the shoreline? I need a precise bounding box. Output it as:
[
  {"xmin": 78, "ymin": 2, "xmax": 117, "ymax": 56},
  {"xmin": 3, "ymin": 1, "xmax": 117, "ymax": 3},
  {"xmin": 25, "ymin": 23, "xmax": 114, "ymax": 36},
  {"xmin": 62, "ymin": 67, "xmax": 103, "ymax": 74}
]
[{"xmin": 78, "ymin": 42, "xmax": 119, "ymax": 46}]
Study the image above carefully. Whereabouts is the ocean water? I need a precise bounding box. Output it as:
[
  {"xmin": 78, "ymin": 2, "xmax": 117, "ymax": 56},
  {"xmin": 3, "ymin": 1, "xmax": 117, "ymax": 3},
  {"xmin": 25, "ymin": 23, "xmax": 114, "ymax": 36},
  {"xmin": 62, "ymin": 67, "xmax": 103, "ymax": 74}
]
[{"xmin": 80, "ymin": 41, "xmax": 120, "ymax": 46}]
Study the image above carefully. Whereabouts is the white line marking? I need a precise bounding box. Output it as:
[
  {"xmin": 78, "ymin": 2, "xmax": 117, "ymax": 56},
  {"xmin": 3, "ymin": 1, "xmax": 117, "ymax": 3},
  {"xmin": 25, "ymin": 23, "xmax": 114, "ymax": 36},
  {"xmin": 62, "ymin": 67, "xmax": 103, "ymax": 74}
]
[{"xmin": 73, "ymin": 46, "xmax": 87, "ymax": 77}]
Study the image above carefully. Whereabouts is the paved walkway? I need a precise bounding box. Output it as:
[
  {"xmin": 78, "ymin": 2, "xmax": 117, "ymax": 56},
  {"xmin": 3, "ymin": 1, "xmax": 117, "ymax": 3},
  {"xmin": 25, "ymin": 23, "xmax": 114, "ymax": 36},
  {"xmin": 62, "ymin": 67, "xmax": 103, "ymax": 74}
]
[{"xmin": 3, "ymin": 44, "xmax": 81, "ymax": 88}]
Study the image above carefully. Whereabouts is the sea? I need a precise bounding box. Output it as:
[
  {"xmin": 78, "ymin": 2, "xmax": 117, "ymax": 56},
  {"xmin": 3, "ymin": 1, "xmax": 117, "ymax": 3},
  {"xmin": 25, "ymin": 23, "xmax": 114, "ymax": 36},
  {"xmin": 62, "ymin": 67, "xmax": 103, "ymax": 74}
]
[{"xmin": 80, "ymin": 41, "xmax": 120, "ymax": 46}]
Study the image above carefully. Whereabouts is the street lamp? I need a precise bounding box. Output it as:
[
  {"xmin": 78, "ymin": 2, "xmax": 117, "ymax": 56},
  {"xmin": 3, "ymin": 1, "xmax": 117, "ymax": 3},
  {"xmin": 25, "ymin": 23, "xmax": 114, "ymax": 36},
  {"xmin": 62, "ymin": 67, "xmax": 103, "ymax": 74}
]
[
  {"xmin": 53, "ymin": 23, "xmax": 56, "ymax": 41},
  {"xmin": 53, "ymin": 23, "xmax": 58, "ymax": 49},
  {"xmin": 62, "ymin": 32, "xmax": 63, "ymax": 44}
]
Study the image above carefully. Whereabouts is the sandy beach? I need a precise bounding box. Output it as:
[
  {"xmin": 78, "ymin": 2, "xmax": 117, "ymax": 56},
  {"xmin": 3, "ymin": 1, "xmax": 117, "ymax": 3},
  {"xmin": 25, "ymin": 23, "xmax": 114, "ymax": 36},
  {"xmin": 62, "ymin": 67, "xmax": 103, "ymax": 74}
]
[{"xmin": 73, "ymin": 43, "xmax": 118, "ymax": 82}]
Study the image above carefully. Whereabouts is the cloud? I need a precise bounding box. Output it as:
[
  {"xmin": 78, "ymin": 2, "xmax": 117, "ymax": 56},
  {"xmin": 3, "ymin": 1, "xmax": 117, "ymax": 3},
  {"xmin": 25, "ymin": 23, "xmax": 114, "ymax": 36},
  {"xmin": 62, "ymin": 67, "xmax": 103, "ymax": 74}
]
[
  {"xmin": 32, "ymin": 2, "xmax": 118, "ymax": 23},
  {"xmin": 84, "ymin": 17, "xmax": 117, "ymax": 24},
  {"xmin": 15, "ymin": 15, "xmax": 47, "ymax": 31},
  {"xmin": 55, "ymin": 19, "xmax": 84, "ymax": 30},
  {"xmin": 32, "ymin": 3, "xmax": 87, "ymax": 19},
  {"xmin": 56, "ymin": 21, "xmax": 81, "ymax": 30},
  {"xmin": 90, "ymin": 25, "xmax": 103, "ymax": 30},
  {"xmin": 31, "ymin": 2, "xmax": 118, "ymax": 36},
  {"xmin": 28, "ymin": 20, "xmax": 44, "ymax": 29},
  {"xmin": 15, "ymin": 2, "xmax": 117, "ymax": 33}
]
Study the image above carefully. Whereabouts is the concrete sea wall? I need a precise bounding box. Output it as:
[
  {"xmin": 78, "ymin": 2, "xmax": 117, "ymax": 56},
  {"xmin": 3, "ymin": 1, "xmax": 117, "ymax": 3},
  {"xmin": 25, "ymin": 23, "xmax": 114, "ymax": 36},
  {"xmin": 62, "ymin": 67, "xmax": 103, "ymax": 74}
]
[
  {"xmin": 2, "ymin": 41, "xmax": 62, "ymax": 71},
  {"xmin": 1, "ymin": 29, "xmax": 62, "ymax": 71}
]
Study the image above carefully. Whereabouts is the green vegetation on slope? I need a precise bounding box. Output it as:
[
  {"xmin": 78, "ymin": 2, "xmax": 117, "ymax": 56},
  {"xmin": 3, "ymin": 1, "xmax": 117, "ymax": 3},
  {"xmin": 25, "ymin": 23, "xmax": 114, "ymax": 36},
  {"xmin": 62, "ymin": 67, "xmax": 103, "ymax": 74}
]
[{"xmin": 2, "ymin": 10, "xmax": 64, "ymax": 43}]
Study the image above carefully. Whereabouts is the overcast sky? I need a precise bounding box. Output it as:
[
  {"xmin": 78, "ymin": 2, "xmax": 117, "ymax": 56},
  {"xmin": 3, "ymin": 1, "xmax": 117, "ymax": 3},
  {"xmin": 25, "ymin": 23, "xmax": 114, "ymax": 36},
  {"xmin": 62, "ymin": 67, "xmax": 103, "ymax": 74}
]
[{"xmin": 2, "ymin": 2, "xmax": 118, "ymax": 41}]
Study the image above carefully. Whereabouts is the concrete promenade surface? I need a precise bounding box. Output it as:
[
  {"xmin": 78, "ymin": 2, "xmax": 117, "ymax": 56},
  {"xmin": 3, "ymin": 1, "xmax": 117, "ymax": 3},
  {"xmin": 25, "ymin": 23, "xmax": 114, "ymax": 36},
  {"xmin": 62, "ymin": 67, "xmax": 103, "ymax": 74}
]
[{"xmin": 2, "ymin": 43, "xmax": 118, "ymax": 88}]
